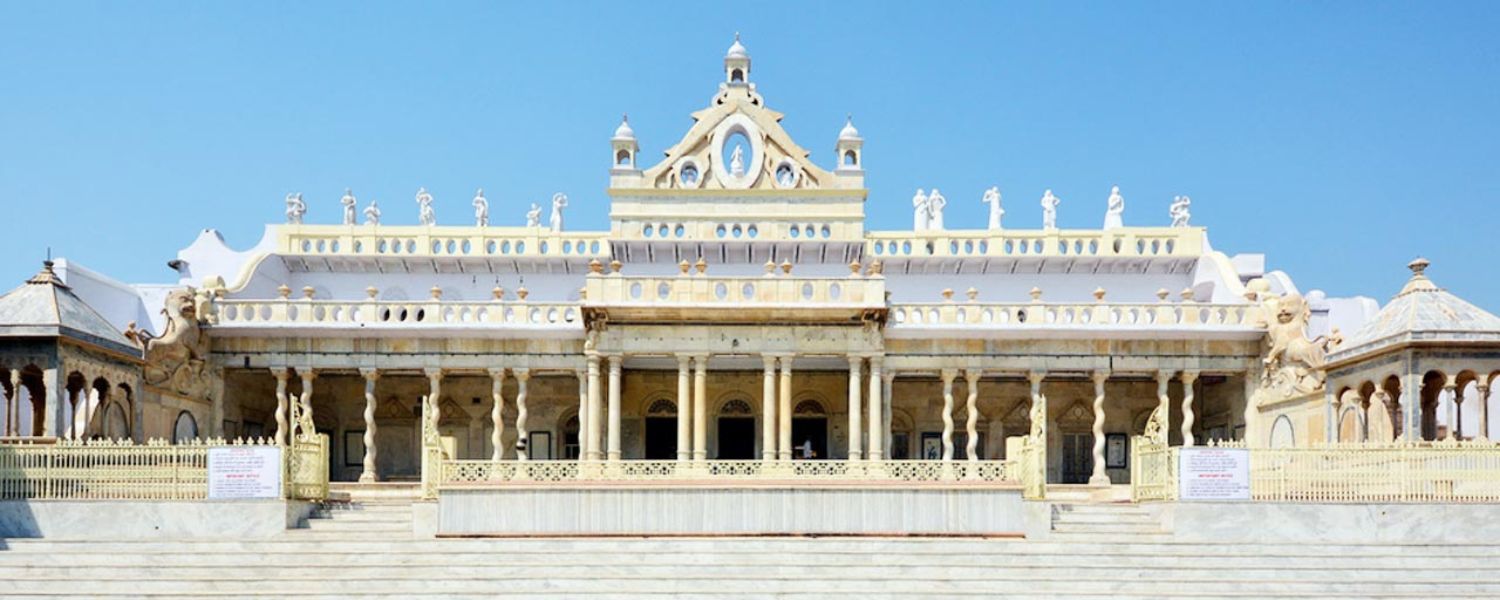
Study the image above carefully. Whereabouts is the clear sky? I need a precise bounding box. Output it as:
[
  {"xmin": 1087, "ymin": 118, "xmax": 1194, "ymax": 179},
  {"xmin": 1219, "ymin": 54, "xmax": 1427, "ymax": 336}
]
[{"xmin": 2, "ymin": 2, "xmax": 1496, "ymax": 308}]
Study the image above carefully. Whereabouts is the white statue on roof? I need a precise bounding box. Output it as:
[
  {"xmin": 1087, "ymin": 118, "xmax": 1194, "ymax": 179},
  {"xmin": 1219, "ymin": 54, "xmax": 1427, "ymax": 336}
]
[
  {"xmin": 416, "ymin": 188, "xmax": 436, "ymax": 226},
  {"xmin": 473, "ymin": 189, "xmax": 489, "ymax": 227},
  {"xmin": 1103, "ymin": 185, "xmax": 1125, "ymax": 230},
  {"xmin": 982, "ymin": 187, "xmax": 1004, "ymax": 230},
  {"xmin": 1169, "ymin": 195, "xmax": 1192, "ymax": 227},
  {"xmin": 285, "ymin": 193, "xmax": 306, "ymax": 225},
  {"xmin": 340, "ymin": 189, "xmax": 357, "ymax": 225},
  {"xmin": 912, "ymin": 189, "xmax": 930, "ymax": 231},
  {"xmin": 526, "ymin": 203, "xmax": 542, "ymax": 227},
  {"xmin": 363, "ymin": 200, "xmax": 381, "ymax": 225},
  {"xmin": 1041, "ymin": 189, "xmax": 1060, "ymax": 230},
  {"xmin": 927, "ymin": 189, "xmax": 947, "ymax": 231},
  {"xmin": 550, "ymin": 193, "xmax": 568, "ymax": 232}
]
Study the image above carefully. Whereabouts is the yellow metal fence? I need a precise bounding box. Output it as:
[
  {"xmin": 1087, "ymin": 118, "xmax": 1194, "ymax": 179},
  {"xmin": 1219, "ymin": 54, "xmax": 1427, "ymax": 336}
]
[
  {"xmin": 0, "ymin": 436, "xmax": 328, "ymax": 501},
  {"xmin": 1130, "ymin": 440, "xmax": 1500, "ymax": 503}
]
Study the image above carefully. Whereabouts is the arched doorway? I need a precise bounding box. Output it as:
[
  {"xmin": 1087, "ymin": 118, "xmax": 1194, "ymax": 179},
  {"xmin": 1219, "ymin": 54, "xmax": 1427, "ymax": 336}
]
[
  {"xmin": 791, "ymin": 399, "xmax": 827, "ymax": 459},
  {"xmin": 716, "ymin": 398, "xmax": 755, "ymax": 459},
  {"xmin": 644, "ymin": 398, "xmax": 677, "ymax": 460},
  {"xmin": 172, "ymin": 411, "xmax": 198, "ymax": 444}
]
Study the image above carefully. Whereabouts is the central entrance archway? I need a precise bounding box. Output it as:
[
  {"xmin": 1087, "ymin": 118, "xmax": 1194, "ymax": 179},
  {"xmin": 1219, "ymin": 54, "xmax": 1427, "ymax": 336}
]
[{"xmin": 644, "ymin": 398, "xmax": 677, "ymax": 460}]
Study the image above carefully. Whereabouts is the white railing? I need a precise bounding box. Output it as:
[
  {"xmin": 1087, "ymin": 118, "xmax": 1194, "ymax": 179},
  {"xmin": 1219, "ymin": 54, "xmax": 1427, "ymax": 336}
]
[
  {"xmin": 867, "ymin": 227, "xmax": 1202, "ymax": 260},
  {"xmin": 1129, "ymin": 441, "xmax": 1500, "ymax": 503},
  {"xmin": 616, "ymin": 220, "xmax": 863, "ymax": 243},
  {"xmin": 440, "ymin": 460, "xmax": 1016, "ymax": 486},
  {"xmin": 889, "ymin": 302, "xmax": 1257, "ymax": 328},
  {"xmin": 280, "ymin": 225, "xmax": 611, "ymax": 260},
  {"xmin": 585, "ymin": 274, "xmax": 885, "ymax": 308},
  {"xmin": 210, "ymin": 300, "xmax": 582, "ymax": 328}
]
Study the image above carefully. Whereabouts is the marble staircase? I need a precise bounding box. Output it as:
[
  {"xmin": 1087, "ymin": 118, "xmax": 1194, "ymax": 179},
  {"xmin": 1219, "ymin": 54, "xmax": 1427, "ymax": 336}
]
[
  {"xmin": 1049, "ymin": 502, "xmax": 1171, "ymax": 538},
  {"xmin": 5, "ymin": 529, "xmax": 1500, "ymax": 597}
]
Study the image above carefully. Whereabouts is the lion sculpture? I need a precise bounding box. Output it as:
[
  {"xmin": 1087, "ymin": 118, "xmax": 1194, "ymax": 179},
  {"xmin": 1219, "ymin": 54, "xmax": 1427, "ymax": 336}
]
[
  {"xmin": 1260, "ymin": 292, "xmax": 1331, "ymax": 398},
  {"xmin": 125, "ymin": 288, "xmax": 212, "ymax": 398}
]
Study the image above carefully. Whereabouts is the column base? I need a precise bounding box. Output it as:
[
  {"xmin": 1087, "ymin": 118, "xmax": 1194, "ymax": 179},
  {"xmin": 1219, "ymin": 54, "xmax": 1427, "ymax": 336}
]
[
  {"xmin": 1088, "ymin": 474, "xmax": 1112, "ymax": 486},
  {"xmin": 358, "ymin": 471, "xmax": 378, "ymax": 483}
]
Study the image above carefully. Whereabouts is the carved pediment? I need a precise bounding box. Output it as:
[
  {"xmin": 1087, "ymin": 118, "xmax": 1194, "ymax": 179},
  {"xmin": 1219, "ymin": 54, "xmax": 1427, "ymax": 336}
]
[
  {"xmin": 375, "ymin": 397, "xmax": 413, "ymax": 420},
  {"xmin": 438, "ymin": 398, "xmax": 471, "ymax": 426},
  {"xmin": 635, "ymin": 89, "xmax": 839, "ymax": 192}
]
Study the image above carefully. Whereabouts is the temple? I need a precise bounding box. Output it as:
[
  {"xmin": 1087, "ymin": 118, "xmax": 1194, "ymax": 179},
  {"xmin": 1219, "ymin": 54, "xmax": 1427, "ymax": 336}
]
[{"xmin": 2, "ymin": 37, "xmax": 1498, "ymax": 537}]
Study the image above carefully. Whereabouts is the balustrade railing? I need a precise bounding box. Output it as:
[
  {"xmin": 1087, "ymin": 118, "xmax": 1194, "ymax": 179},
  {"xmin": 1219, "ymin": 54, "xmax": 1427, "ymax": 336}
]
[
  {"xmin": 210, "ymin": 299, "xmax": 582, "ymax": 328},
  {"xmin": 867, "ymin": 227, "xmax": 1202, "ymax": 260},
  {"xmin": 0, "ymin": 437, "xmax": 319, "ymax": 501},
  {"xmin": 281, "ymin": 225, "xmax": 611, "ymax": 260},
  {"xmin": 1129, "ymin": 440, "xmax": 1500, "ymax": 503},
  {"xmin": 585, "ymin": 274, "xmax": 884, "ymax": 308},
  {"xmin": 440, "ymin": 459, "xmax": 1016, "ymax": 486},
  {"xmin": 889, "ymin": 302, "xmax": 1256, "ymax": 328}
]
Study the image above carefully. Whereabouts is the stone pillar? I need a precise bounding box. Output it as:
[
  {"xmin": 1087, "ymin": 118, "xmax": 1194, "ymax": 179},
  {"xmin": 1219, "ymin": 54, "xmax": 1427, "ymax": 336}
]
[
  {"xmin": 63, "ymin": 386, "xmax": 77, "ymax": 440},
  {"xmin": 1155, "ymin": 370, "xmax": 1172, "ymax": 443},
  {"xmin": 575, "ymin": 370, "xmax": 589, "ymax": 459},
  {"xmin": 1479, "ymin": 381, "xmax": 1492, "ymax": 441},
  {"xmin": 423, "ymin": 368, "xmax": 441, "ymax": 441},
  {"xmin": 847, "ymin": 357, "xmax": 863, "ymax": 461},
  {"xmin": 761, "ymin": 355, "xmax": 777, "ymax": 461},
  {"xmin": 360, "ymin": 368, "xmax": 380, "ymax": 482},
  {"xmin": 298, "ymin": 369, "xmax": 318, "ymax": 440},
  {"xmin": 1089, "ymin": 370, "xmax": 1110, "ymax": 485},
  {"xmin": 488, "ymin": 368, "xmax": 506, "ymax": 461},
  {"xmin": 882, "ymin": 369, "xmax": 895, "ymax": 456},
  {"xmin": 1181, "ymin": 371, "xmax": 1200, "ymax": 446},
  {"xmin": 693, "ymin": 356, "xmax": 708, "ymax": 461},
  {"xmin": 1402, "ymin": 372, "xmax": 1422, "ymax": 441},
  {"xmin": 41, "ymin": 368, "xmax": 58, "ymax": 438},
  {"xmin": 6, "ymin": 369, "xmax": 19, "ymax": 436},
  {"xmin": 868, "ymin": 357, "xmax": 884, "ymax": 460},
  {"xmin": 586, "ymin": 355, "xmax": 603, "ymax": 460},
  {"xmin": 675, "ymin": 355, "xmax": 691, "ymax": 461},
  {"xmin": 272, "ymin": 368, "xmax": 290, "ymax": 446},
  {"xmin": 514, "ymin": 369, "xmax": 531, "ymax": 460},
  {"xmin": 607, "ymin": 356, "xmax": 622, "ymax": 461},
  {"xmin": 778, "ymin": 357, "xmax": 793, "ymax": 460},
  {"xmin": 1443, "ymin": 377, "xmax": 1459, "ymax": 441},
  {"xmin": 940, "ymin": 369, "xmax": 957, "ymax": 461},
  {"xmin": 964, "ymin": 369, "xmax": 980, "ymax": 461}
]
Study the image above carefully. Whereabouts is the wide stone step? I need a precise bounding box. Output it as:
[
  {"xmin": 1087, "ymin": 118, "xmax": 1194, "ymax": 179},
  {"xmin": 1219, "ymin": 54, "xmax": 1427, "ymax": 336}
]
[
  {"xmin": 11, "ymin": 593, "xmax": 1498, "ymax": 600},
  {"xmin": 1050, "ymin": 523, "xmax": 1166, "ymax": 533},
  {"xmin": 6, "ymin": 538, "xmax": 1497, "ymax": 556},
  {"xmin": 301, "ymin": 520, "xmax": 410, "ymax": 532},
  {"xmin": 2, "ymin": 551, "xmax": 1490, "ymax": 570},
  {"xmin": 1052, "ymin": 513, "xmax": 1158, "ymax": 524},
  {"xmin": 0, "ymin": 564, "xmax": 1488, "ymax": 582},
  {"xmin": 6, "ymin": 576, "xmax": 1500, "ymax": 595}
]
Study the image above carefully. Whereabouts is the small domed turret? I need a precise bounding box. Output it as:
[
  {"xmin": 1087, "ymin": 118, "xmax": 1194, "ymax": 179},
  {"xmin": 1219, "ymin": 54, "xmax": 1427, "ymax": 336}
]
[
  {"xmin": 610, "ymin": 114, "xmax": 639, "ymax": 174},
  {"xmin": 612, "ymin": 114, "xmax": 635, "ymax": 141},
  {"xmin": 838, "ymin": 116, "xmax": 861, "ymax": 141},
  {"xmin": 724, "ymin": 33, "xmax": 751, "ymax": 85}
]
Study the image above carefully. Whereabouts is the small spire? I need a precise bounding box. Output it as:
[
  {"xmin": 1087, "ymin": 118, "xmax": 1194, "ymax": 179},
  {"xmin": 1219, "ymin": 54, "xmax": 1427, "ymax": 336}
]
[
  {"xmin": 26, "ymin": 259, "xmax": 67, "ymax": 288},
  {"xmin": 1398, "ymin": 257, "xmax": 1440, "ymax": 296}
]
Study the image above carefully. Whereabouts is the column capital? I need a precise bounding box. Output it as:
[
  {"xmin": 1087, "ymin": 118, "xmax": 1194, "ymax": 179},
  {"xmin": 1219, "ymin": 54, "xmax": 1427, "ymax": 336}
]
[
  {"xmin": 940, "ymin": 368, "xmax": 958, "ymax": 382},
  {"xmin": 359, "ymin": 368, "xmax": 380, "ymax": 381},
  {"xmin": 487, "ymin": 367, "xmax": 506, "ymax": 379},
  {"xmin": 1091, "ymin": 369, "xmax": 1111, "ymax": 385},
  {"xmin": 1180, "ymin": 370, "xmax": 1201, "ymax": 385},
  {"xmin": 1155, "ymin": 369, "xmax": 1175, "ymax": 384},
  {"xmin": 271, "ymin": 367, "xmax": 291, "ymax": 381},
  {"xmin": 512, "ymin": 368, "xmax": 531, "ymax": 381},
  {"xmin": 762, "ymin": 355, "xmax": 778, "ymax": 370},
  {"xmin": 849, "ymin": 356, "xmax": 864, "ymax": 369},
  {"xmin": 964, "ymin": 368, "xmax": 981, "ymax": 383},
  {"xmin": 677, "ymin": 354, "xmax": 693, "ymax": 368},
  {"xmin": 299, "ymin": 369, "xmax": 317, "ymax": 382},
  {"xmin": 607, "ymin": 355, "xmax": 623, "ymax": 369},
  {"xmin": 423, "ymin": 367, "xmax": 443, "ymax": 381},
  {"xmin": 1027, "ymin": 370, "xmax": 1047, "ymax": 386}
]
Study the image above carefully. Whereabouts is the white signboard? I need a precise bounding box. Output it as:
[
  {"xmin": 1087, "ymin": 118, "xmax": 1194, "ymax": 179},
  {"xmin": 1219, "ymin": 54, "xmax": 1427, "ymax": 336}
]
[
  {"xmin": 1177, "ymin": 447, "xmax": 1250, "ymax": 501},
  {"xmin": 208, "ymin": 446, "xmax": 283, "ymax": 500}
]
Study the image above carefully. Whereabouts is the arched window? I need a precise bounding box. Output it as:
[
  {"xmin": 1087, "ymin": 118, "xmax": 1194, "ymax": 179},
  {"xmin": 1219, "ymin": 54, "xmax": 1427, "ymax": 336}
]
[
  {"xmin": 1269, "ymin": 415, "xmax": 1295, "ymax": 449},
  {"xmin": 843, "ymin": 150, "xmax": 857, "ymax": 166},
  {"xmin": 173, "ymin": 411, "xmax": 198, "ymax": 444},
  {"xmin": 615, "ymin": 149, "xmax": 631, "ymax": 166},
  {"xmin": 793, "ymin": 400, "xmax": 826, "ymax": 416},
  {"xmin": 730, "ymin": 68, "xmax": 744, "ymax": 83},
  {"xmin": 719, "ymin": 399, "xmax": 753, "ymax": 417},
  {"xmin": 646, "ymin": 398, "xmax": 677, "ymax": 417},
  {"xmin": 103, "ymin": 402, "xmax": 129, "ymax": 440}
]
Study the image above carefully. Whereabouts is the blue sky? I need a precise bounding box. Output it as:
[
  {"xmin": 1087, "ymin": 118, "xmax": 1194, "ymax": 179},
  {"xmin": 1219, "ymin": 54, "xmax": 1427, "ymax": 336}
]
[{"xmin": 2, "ymin": 2, "xmax": 1497, "ymax": 308}]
